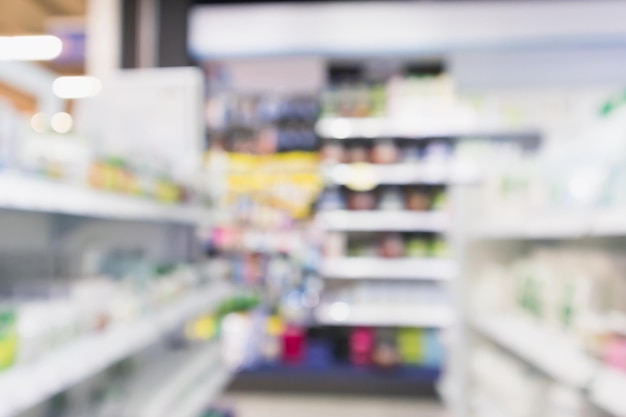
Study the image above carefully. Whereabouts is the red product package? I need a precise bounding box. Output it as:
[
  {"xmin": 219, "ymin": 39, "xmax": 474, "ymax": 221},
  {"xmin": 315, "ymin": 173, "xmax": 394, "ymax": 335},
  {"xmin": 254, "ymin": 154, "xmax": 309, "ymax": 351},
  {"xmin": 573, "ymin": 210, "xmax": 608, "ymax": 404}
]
[
  {"xmin": 350, "ymin": 327, "xmax": 375, "ymax": 366},
  {"xmin": 282, "ymin": 325, "xmax": 306, "ymax": 364}
]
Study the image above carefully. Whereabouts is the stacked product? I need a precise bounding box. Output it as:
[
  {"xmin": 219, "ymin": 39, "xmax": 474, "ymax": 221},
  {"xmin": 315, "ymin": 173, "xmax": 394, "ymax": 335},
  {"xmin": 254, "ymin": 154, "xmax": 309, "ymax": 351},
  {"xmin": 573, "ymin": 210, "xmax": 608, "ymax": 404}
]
[
  {"xmin": 204, "ymin": 93, "xmax": 324, "ymax": 332},
  {"xmin": 245, "ymin": 312, "xmax": 444, "ymax": 373},
  {"xmin": 317, "ymin": 73, "xmax": 544, "ymax": 138},
  {"xmin": 311, "ymin": 72, "xmax": 462, "ymax": 390},
  {"xmin": 0, "ymin": 98, "xmax": 192, "ymax": 204},
  {"xmin": 0, "ymin": 263, "xmax": 209, "ymax": 371},
  {"xmin": 23, "ymin": 293, "xmax": 256, "ymax": 417},
  {"xmin": 208, "ymin": 94, "xmax": 320, "ymax": 153},
  {"xmin": 458, "ymin": 91, "xmax": 626, "ymax": 417}
]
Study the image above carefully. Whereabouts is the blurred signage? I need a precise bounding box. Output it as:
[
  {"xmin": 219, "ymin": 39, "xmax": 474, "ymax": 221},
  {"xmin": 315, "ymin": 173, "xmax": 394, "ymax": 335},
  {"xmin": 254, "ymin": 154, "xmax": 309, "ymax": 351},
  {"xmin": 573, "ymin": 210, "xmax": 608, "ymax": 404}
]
[{"xmin": 48, "ymin": 18, "xmax": 86, "ymax": 65}]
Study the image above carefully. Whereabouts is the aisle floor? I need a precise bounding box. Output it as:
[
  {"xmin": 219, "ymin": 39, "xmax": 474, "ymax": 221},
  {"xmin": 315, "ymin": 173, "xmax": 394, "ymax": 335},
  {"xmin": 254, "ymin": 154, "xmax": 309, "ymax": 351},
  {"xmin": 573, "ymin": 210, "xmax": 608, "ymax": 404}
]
[{"xmin": 220, "ymin": 394, "xmax": 448, "ymax": 417}]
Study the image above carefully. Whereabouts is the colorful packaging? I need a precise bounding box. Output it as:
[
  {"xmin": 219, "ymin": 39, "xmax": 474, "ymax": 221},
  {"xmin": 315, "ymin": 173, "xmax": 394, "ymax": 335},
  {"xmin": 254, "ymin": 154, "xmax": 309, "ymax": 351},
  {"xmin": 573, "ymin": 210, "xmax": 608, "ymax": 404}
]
[
  {"xmin": 282, "ymin": 325, "xmax": 306, "ymax": 364},
  {"xmin": 397, "ymin": 328, "xmax": 425, "ymax": 365},
  {"xmin": 0, "ymin": 309, "xmax": 17, "ymax": 370},
  {"xmin": 350, "ymin": 327, "xmax": 375, "ymax": 366}
]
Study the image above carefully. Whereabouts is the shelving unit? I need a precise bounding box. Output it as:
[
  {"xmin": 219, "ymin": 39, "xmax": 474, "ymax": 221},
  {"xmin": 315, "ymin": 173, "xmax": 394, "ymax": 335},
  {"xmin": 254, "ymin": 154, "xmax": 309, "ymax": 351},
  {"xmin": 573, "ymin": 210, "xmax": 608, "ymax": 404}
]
[
  {"xmin": 315, "ymin": 304, "xmax": 453, "ymax": 328},
  {"xmin": 455, "ymin": 191, "xmax": 626, "ymax": 417},
  {"xmin": 122, "ymin": 342, "xmax": 231, "ymax": 417},
  {"xmin": 0, "ymin": 173, "xmax": 211, "ymax": 224},
  {"xmin": 475, "ymin": 208, "xmax": 626, "ymax": 240},
  {"xmin": 316, "ymin": 116, "xmax": 536, "ymax": 140},
  {"xmin": 0, "ymin": 283, "xmax": 234, "ymax": 417},
  {"xmin": 321, "ymin": 257, "xmax": 457, "ymax": 281},
  {"xmin": 321, "ymin": 163, "xmax": 482, "ymax": 186},
  {"xmin": 470, "ymin": 316, "xmax": 596, "ymax": 389},
  {"xmin": 590, "ymin": 366, "xmax": 626, "ymax": 417},
  {"xmin": 317, "ymin": 210, "xmax": 448, "ymax": 232}
]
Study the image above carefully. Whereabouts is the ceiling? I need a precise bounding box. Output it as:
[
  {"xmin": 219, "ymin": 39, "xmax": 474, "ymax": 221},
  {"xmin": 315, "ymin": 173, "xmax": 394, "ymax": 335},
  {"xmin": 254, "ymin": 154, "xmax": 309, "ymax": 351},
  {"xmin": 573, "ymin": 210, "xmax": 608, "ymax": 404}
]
[{"xmin": 0, "ymin": 0, "xmax": 86, "ymax": 35}]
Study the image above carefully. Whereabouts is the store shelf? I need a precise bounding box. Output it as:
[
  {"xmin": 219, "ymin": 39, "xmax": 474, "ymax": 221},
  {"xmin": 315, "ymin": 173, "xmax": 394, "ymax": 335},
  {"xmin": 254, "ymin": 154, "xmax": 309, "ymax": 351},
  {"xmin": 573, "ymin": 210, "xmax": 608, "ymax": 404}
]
[
  {"xmin": 0, "ymin": 172, "xmax": 211, "ymax": 224},
  {"xmin": 233, "ymin": 362, "xmax": 440, "ymax": 396},
  {"xmin": 175, "ymin": 362, "xmax": 232, "ymax": 417},
  {"xmin": 317, "ymin": 210, "xmax": 448, "ymax": 232},
  {"xmin": 315, "ymin": 304, "xmax": 453, "ymax": 327},
  {"xmin": 590, "ymin": 366, "xmax": 626, "ymax": 417},
  {"xmin": 472, "ymin": 394, "xmax": 517, "ymax": 417},
  {"xmin": 475, "ymin": 208, "xmax": 626, "ymax": 240},
  {"xmin": 322, "ymin": 162, "xmax": 482, "ymax": 186},
  {"xmin": 321, "ymin": 257, "xmax": 458, "ymax": 280},
  {"xmin": 0, "ymin": 283, "xmax": 235, "ymax": 417},
  {"xmin": 316, "ymin": 117, "xmax": 535, "ymax": 140},
  {"xmin": 121, "ymin": 342, "xmax": 231, "ymax": 417},
  {"xmin": 474, "ymin": 211, "xmax": 590, "ymax": 240},
  {"xmin": 471, "ymin": 316, "xmax": 596, "ymax": 389}
]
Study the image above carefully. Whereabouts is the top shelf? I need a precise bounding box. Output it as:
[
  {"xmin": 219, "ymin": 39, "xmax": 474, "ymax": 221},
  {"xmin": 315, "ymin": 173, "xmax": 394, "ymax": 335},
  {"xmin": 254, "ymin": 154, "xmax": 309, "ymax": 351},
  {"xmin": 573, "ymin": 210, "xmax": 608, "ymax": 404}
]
[
  {"xmin": 0, "ymin": 173, "xmax": 212, "ymax": 225},
  {"xmin": 475, "ymin": 208, "xmax": 626, "ymax": 240},
  {"xmin": 316, "ymin": 117, "xmax": 538, "ymax": 140}
]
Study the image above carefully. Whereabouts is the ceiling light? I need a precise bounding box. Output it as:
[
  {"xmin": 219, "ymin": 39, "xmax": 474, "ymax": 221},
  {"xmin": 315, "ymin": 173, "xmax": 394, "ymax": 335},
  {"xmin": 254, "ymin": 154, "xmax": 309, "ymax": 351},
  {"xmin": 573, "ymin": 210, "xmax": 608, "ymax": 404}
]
[
  {"xmin": 30, "ymin": 113, "xmax": 49, "ymax": 133},
  {"xmin": 53, "ymin": 76, "xmax": 102, "ymax": 99},
  {"xmin": 50, "ymin": 112, "xmax": 73, "ymax": 134},
  {"xmin": 0, "ymin": 36, "xmax": 63, "ymax": 61}
]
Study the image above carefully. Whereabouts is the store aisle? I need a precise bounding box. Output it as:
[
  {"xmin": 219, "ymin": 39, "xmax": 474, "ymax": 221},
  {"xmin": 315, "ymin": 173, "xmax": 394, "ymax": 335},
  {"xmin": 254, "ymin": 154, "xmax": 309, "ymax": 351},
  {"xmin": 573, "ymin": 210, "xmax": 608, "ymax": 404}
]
[{"xmin": 220, "ymin": 393, "xmax": 448, "ymax": 417}]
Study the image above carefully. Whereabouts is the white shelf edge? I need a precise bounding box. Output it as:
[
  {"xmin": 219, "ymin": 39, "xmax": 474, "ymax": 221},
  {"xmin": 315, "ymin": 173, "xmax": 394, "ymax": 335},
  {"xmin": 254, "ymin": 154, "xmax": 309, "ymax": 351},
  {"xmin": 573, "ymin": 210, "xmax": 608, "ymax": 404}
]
[
  {"xmin": 471, "ymin": 316, "xmax": 596, "ymax": 389},
  {"xmin": 472, "ymin": 393, "xmax": 518, "ymax": 417},
  {"xmin": 0, "ymin": 173, "xmax": 211, "ymax": 225},
  {"xmin": 317, "ymin": 210, "xmax": 448, "ymax": 232},
  {"xmin": 474, "ymin": 208, "xmax": 626, "ymax": 240},
  {"xmin": 322, "ymin": 163, "xmax": 482, "ymax": 186},
  {"xmin": 590, "ymin": 366, "xmax": 626, "ymax": 417},
  {"xmin": 321, "ymin": 257, "xmax": 458, "ymax": 280},
  {"xmin": 316, "ymin": 117, "xmax": 537, "ymax": 140},
  {"xmin": 315, "ymin": 304, "xmax": 453, "ymax": 328},
  {"xmin": 141, "ymin": 343, "xmax": 232, "ymax": 417},
  {"xmin": 0, "ymin": 283, "xmax": 235, "ymax": 417},
  {"xmin": 174, "ymin": 363, "xmax": 232, "ymax": 417}
]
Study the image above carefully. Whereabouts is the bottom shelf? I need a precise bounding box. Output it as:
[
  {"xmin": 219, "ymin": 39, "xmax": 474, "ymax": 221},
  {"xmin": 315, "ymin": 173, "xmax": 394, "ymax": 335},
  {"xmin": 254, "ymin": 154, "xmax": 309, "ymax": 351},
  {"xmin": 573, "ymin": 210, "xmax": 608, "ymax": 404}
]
[
  {"xmin": 231, "ymin": 363, "xmax": 441, "ymax": 397},
  {"xmin": 122, "ymin": 341, "xmax": 231, "ymax": 417},
  {"xmin": 590, "ymin": 366, "xmax": 626, "ymax": 417},
  {"xmin": 472, "ymin": 394, "xmax": 515, "ymax": 417}
]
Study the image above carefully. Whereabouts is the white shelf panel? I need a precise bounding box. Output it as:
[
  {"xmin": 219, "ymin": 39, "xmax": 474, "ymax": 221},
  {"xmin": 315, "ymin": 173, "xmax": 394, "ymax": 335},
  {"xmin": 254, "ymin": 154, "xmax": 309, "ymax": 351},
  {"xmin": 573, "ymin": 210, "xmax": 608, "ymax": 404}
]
[
  {"xmin": 590, "ymin": 366, "xmax": 626, "ymax": 417},
  {"xmin": 476, "ymin": 208, "xmax": 626, "ymax": 240},
  {"xmin": 472, "ymin": 394, "xmax": 517, "ymax": 417},
  {"xmin": 0, "ymin": 173, "xmax": 211, "ymax": 224},
  {"xmin": 471, "ymin": 316, "xmax": 596, "ymax": 389},
  {"xmin": 323, "ymin": 163, "xmax": 481, "ymax": 186},
  {"xmin": 590, "ymin": 207, "xmax": 626, "ymax": 237},
  {"xmin": 0, "ymin": 283, "xmax": 234, "ymax": 417},
  {"xmin": 317, "ymin": 210, "xmax": 448, "ymax": 232},
  {"xmin": 175, "ymin": 362, "xmax": 232, "ymax": 417},
  {"xmin": 316, "ymin": 117, "xmax": 534, "ymax": 140},
  {"xmin": 475, "ymin": 211, "xmax": 590, "ymax": 240},
  {"xmin": 321, "ymin": 257, "xmax": 458, "ymax": 280},
  {"xmin": 131, "ymin": 344, "xmax": 232, "ymax": 417},
  {"xmin": 316, "ymin": 304, "xmax": 453, "ymax": 327}
]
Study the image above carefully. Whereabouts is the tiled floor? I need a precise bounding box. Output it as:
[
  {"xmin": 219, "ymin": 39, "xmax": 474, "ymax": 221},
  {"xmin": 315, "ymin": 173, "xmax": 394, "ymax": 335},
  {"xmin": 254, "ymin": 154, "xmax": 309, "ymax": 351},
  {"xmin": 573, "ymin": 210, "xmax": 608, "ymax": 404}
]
[{"xmin": 220, "ymin": 393, "xmax": 448, "ymax": 417}]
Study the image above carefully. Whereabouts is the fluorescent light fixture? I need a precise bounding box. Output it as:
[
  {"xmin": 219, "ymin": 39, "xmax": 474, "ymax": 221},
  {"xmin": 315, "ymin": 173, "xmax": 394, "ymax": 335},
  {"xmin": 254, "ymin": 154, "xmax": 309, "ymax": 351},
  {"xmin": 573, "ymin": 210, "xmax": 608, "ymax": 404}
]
[
  {"xmin": 0, "ymin": 36, "xmax": 63, "ymax": 61},
  {"xmin": 53, "ymin": 76, "xmax": 102, "ymax": 99}
]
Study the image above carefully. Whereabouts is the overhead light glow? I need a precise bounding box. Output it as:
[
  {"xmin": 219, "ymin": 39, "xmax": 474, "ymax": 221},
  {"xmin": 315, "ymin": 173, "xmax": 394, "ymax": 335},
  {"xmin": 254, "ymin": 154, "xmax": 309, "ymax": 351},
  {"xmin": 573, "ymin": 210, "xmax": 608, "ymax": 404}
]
[
  {"xmin": 50, "ymin": 112, "xmax": 73, "ymax": 134},
  {"xmin": 30, "ymin": 113, "xmax": 49, "ymax": 133},
  {"xmin": 328, "ymin": 302, "xmax": 350, "ymax": 322},
  {"xmin": 0, "ymin": 36, "xmax": 63, "ymax": 61},
  {"xmin": 53, "ymin": 76, "xmax": 102, "ymax": 99}
]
